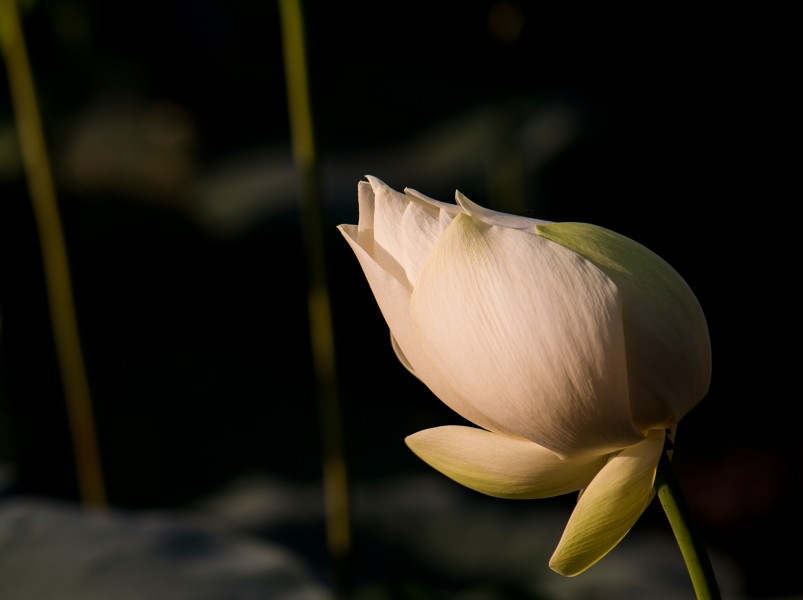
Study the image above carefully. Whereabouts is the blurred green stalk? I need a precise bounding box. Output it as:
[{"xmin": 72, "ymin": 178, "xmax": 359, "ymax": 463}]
[
  {"xmin": 0, "ymin": 0, "xmax": 107, "ymax": 508},
  {"xmin": 278, "ymin": 0, "xmax": 352, "ymax": 593}
]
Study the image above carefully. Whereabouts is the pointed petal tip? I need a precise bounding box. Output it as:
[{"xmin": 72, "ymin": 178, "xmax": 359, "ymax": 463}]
[
  {"xmin": 548, "ymin": 556, "xmax": 585, "ymax": 577},
  {"xmin": 403, "ymin": 186, "xmax": 433, "ymax": 202},
  {"xmin": 336, "ymin": 223, "xmax": 357, "ymax": 239},
  {"xmin": 454, "ymin": 189, "xmax": 475, "ymax": 212},
  {"xmin": 363, "ymin": 174, "xmax": 390, "ymax": 190},
  {"xmin": 549, "ymin": 539, "xmax": 608, "ymax": 576},
  {"xmin": 548, "ymin": 533, "xmax": 615, "ymax": 577}
]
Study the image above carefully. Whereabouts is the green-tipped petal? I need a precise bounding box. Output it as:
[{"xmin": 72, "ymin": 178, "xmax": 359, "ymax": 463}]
[
  {"xmin": 406, "ymin": 426, "xmax": 608, "ymax": 499},
  {"xmin": 549, "ymin": 429, "xmax": 665, "ymax": 576},
  {"xmin": 411, "ymin": 213, "xmax": 642, "ymax": 457},
  {"xmin": 536, "ymin": 222, "xmax": 711, "ymax": 429}
]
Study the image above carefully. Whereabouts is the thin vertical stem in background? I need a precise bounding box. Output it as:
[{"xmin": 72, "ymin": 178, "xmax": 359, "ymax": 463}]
[
  {"xmin": 0, "ymin": 0, "xmax": 107, "ymax": 508},
  {"xmin": 277, "ymin": 0, "xmax": 352, "ymax": 594}
]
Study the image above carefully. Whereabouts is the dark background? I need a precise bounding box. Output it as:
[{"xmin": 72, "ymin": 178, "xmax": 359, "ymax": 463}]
[{"xmin": 0, "ymin": 1, "xmax": 795, "ymax": 598}]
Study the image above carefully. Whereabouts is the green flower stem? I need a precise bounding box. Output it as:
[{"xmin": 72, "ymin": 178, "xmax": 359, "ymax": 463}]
[
  {"xmin": 1, "ymin": 0, "xmax": 107, "ymax": 508},
  {"xmin": 655, "ymin": 446, "xmax": 720, "ymax": 600},
  {"xmin": 278, "ymin": 0, "xmax": 352, "ymax": 594}
]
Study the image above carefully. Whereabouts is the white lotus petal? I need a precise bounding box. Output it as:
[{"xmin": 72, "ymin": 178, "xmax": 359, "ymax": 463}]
[
  {"xmin": 366, "ymin": 175, "xmax": 416, "ymax": 286},
  {"xmin": 455, "ymin": 190, "xmax": 549, "ymax": 229},
  {"xmin": 346, "ymin": 180, "xmax": 409, "ymax": 288},
  {"xmin": 411, "ymin": 213, "xmax": 642, "ymax": 457},
  {"xmin": 402, "ymin": 188, "xmax": 463, "ymax": 285},
  {"xmin": 337, "ymin": 224, "xmax": 502, "ymax": 430},
  {"xmin": 400, "ymin": 200, "xmax": 447, "ymax": 286},
  {"xmin": 537, "ymin": 223, "xmax": 711, "ymax": 429},
  {"xmin": 406, "ymin": 426, "xmax": 608, "ymax": 499},
  {"xmin": 363, "ymin": 177, "xmax": 462, "ymax": 287},
  {"xmin": 549, "ymin": 429, "xmax": 665, "ymax": 576}
]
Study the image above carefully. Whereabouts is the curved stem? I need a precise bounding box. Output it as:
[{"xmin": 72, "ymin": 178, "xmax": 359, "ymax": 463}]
[
  {"xmin": 1, "ymin": 0, "xmax": 107, "ymax": 508},
  {"xmin": 655, "ymin": 445, "xmax": 720, "ymax": 599}
]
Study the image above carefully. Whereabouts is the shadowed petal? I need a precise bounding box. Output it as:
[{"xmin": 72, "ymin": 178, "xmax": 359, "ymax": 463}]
[
  {"xmin": 356, "ymin": 180, "xmax": 375, "ymax": 235},
  {"xmin": 406, "ymin": 426, "xmax": 608, "ymax": 499}
]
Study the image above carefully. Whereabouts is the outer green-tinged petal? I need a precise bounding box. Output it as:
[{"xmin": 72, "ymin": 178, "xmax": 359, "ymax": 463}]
[
  {"xmin": 549, "ymin": 429, "xmax": 665, "ymax": 576},
  {"xmin": 536, "ymin": 223, "xmax": 711, "ymax": 429},
  {"xmin": 411, "ymin": 213, "xmax": 643, "ymax": 457},
  {"xmin": 406, "ymin": 426, "xmax": 608, "ymax": 499}
]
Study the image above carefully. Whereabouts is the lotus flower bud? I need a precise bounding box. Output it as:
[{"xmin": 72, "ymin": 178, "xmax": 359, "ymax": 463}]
[{"xmin": 338, "ymin": 176, "xmax": 711, "ymax": 574}]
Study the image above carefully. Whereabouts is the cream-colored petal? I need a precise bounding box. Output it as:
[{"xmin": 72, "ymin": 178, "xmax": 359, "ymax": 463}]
[
  {"xmin": 366, "ymin": 175, "xmax": 415, "ymax": 285},
  {"xmin": 406, "ymin": 426, "xmax": 608, "ymax": 499},
  {"xmin": 537, "ymin": 223, "xmax": 711, "ymax": 429},
  {"xmin": 411, "ymin": 213, "xmax": 642, "ymax": 457},
  {"xmin": 549, "ymin": 429, "xmax": 665, "ymax": 576},
  {"xmin": 337, "ymin": 225, "xmax": 502, "ymax": 430},
  {"xmin": 402, "ymin": 188, "xmax": 463, "ymax": 286},
  {"xmin": 400, "ymin": 200, "xmax": 447, "ymax": 286}
]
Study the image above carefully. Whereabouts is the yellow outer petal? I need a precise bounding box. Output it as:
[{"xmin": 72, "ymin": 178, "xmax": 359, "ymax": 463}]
[
  {"xmin": 406, "ymin": 426, "xmax": 608, "ymax": 500},
  {"xmin": 549, "ymin": 429, "xmax": 665, "ymax": 576}
]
